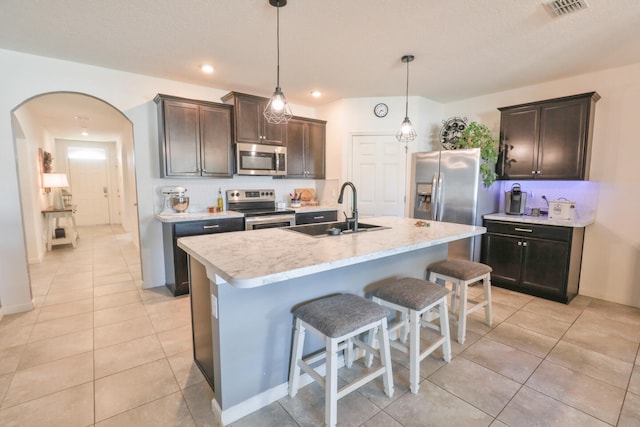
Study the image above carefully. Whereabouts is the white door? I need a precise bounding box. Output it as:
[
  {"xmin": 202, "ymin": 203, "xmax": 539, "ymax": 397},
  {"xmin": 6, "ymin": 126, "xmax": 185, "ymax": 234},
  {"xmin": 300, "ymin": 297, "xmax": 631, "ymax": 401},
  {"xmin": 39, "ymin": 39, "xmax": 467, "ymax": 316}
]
[
  {"xmin": 351, "ymin": 134, "xmax": 407, "ymax": 218},
  {"xmin": 68, "ymin": 149, "xmax": 110, "ymax": 225}
]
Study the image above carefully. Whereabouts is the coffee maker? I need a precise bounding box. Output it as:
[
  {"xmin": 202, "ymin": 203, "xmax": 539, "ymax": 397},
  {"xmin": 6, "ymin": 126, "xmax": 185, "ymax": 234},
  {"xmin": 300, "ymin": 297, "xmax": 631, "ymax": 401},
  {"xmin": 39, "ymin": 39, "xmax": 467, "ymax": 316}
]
[{"xmin": 505, "ymin": 183, "xmax": 527, "ymax": 215}]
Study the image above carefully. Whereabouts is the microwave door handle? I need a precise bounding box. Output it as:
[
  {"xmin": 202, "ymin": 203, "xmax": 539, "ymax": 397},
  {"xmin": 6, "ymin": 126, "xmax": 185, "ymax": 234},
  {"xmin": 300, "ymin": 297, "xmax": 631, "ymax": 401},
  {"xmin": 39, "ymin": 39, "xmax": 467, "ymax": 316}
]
[{"xmin": 431, "ymin": 173, "xmax": 438, "ymax": 221}]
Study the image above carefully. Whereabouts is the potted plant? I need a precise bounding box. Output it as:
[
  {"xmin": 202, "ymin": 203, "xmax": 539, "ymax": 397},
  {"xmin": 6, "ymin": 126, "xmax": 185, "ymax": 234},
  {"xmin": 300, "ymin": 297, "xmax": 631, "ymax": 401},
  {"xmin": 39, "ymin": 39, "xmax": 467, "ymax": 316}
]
[{"xmin": 454, "ymin": 121, "xmax": 499, "ymax": 187}]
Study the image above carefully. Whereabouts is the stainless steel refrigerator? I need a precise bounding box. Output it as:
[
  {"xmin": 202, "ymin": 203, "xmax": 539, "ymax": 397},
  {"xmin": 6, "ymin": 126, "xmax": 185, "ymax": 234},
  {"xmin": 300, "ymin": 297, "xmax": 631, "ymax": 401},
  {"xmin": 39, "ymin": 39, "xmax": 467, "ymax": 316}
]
[{"xmin": 410, "ymin": 148, "xmax": 499, "ymax": 261}]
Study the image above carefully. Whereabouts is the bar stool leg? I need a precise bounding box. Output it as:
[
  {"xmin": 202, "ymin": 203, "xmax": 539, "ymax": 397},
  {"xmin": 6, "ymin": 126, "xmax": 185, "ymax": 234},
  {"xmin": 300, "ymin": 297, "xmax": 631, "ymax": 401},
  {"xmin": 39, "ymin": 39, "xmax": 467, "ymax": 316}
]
[
  {"xmin": 288, "ymin": 318, "xmax": 305, "ymax": 397},
  {"xmin": 379, "ymin": 318, "xmax": 394, "ymax": 397},
  {"xmin": 458, "ymin": 282, "xmax": 468, "ymax": 345},
  {"xmin": 439, "ymin": 299, "xmax": 452, "ymax": 362},
  {"xmin": 484, "ymin": 274, "xmax": 493, "ymax": 327},
  {"xmin": 326, "ymin": 337, "xmax": 339, "ymax": 427},
  {"xmin": 409, "ymin": 309, "xmax": 420, "ymax": 394}
]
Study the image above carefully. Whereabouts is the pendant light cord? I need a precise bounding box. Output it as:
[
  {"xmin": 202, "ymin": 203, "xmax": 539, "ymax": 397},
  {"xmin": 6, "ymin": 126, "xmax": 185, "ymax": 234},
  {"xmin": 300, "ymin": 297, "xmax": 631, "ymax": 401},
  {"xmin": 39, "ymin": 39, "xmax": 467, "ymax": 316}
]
[
  {"xmin": 404, "ymin": 58, "xmax": 409, "ymax": 117},
  {"xmin": 276, "ymin": 2, "xmax": 281, "ymax": 88}
]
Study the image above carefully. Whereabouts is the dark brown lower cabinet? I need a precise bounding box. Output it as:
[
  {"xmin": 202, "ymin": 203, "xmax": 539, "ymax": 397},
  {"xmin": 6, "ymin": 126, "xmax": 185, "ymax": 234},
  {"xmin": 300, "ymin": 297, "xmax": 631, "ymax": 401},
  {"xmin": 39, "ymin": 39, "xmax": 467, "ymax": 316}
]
[
  {"xmin": 481, "ymin": 220, "xmax": 585, "ymax": 303},
  {"xmin": 295, "ymin": 210, "xmax": 338, "ymax": 225},
  {"xmin": 162, "ymin": 218, "xmax": 244, "ymax": 296}
]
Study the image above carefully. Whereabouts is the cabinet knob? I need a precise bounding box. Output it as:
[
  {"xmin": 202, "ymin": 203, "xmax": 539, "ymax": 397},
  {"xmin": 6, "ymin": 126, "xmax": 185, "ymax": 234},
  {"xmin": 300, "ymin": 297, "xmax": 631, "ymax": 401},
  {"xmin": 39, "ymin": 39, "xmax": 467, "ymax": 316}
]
[
  {"xmin": 531, "ymin": 171, "xmax": 536, "ymax": 174},
  {"xmin": 522, "ymin": 242, "xmax": 528, "ymax": 247},
  {"xmin": 518, "ymin": 241, "xmax": 522, "ymax": 246}
]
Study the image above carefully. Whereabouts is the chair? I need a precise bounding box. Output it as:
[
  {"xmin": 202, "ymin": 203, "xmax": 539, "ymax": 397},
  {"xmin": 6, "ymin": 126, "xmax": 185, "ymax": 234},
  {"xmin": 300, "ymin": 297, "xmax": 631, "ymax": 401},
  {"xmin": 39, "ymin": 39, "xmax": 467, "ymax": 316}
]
[
  {"xmin": 428, "ymin": 259, "xmax": 493, "ymax": 344},
  {"xmin": 288, "ymin": 293, "xmax": 394, "ymax": 427}
]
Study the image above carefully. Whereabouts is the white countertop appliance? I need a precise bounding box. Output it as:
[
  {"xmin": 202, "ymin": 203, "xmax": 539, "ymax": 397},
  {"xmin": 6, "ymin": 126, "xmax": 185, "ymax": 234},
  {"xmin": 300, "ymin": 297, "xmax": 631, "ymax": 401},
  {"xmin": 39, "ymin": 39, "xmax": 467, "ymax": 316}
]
[
  {"xmin": 161, "ymin": 186, "xmax": 188, "ymax": 214},
  {"xmin": 548, "ymin": 199, "xmax": 576, "ymax": 221}
]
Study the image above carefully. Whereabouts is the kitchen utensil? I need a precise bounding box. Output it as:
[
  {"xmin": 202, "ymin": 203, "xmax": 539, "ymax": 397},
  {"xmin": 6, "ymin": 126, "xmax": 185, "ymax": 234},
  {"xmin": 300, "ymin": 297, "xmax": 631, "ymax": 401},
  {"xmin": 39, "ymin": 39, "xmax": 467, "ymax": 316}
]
[{"xmin": 505, "ymin": 183, "xmax": 527, "ymax": 215}]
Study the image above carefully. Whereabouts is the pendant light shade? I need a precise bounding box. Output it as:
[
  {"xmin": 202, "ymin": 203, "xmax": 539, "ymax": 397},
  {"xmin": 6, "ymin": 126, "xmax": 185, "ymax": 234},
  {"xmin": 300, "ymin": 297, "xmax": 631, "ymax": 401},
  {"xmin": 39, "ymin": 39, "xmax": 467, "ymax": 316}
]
[
  {"xmin": 396, "ymin": 54, "xmax": 417, "ymax": 142},
  {"xmin": 264, "ymin": 0, "xmax": 292, "ymax": 124}
]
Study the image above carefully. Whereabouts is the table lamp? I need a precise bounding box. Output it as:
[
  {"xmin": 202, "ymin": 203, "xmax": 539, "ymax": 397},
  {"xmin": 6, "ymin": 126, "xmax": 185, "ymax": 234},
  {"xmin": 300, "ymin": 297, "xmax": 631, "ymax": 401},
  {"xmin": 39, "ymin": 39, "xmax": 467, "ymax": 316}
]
[{"xmin": 43, "ymin": 173, "xmax": 69, "ymax": 209}]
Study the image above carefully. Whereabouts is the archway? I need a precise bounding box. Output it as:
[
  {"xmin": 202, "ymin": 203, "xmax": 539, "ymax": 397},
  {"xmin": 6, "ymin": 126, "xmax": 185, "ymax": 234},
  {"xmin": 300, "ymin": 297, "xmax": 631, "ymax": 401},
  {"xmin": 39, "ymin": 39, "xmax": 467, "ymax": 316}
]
[{"xmin": 11, "ymin": 91, "xmax": 140, "ymax": 297}]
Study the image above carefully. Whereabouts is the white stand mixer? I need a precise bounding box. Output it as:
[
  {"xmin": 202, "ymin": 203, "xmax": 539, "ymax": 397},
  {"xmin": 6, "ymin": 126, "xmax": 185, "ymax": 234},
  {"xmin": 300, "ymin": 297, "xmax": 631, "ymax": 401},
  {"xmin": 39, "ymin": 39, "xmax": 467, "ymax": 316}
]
[{"xmin": 161, "ymin": 186, "xmax": 189, "ymax": 214}]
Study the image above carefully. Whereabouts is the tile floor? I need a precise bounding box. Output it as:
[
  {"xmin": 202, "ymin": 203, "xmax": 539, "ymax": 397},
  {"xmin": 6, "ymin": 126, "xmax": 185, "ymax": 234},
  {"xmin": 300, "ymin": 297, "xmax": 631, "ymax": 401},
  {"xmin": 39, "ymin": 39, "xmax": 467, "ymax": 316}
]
[{"xmin": 0, "ymin": 224, "xmax": 638, "ymax": 426}]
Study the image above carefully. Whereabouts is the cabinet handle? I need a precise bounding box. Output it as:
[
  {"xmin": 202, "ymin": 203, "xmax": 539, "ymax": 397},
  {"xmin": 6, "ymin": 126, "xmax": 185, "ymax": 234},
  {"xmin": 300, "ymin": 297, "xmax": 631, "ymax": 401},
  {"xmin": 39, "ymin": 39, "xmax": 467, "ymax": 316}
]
[
  {"xmin": 313, "ymin": 216, "xmax": 325, "ymax": 220},
  {"xmin": 203, "ymin": 225, "xmax": 220, "ymax": 229},
  {"xmin": 531, "ymin": 171, "xmax": 536, "ymax": 174},
  {"xmin": 522, "ymin": 241, "xmax": 528, "ymax": 247},
  {"xmin": 514, "ymin": 227, "xmax": 533, "ymax": 232},
  {"xmin": 518, "ymin": 241, "xmax": 522, "ymax": 246}
]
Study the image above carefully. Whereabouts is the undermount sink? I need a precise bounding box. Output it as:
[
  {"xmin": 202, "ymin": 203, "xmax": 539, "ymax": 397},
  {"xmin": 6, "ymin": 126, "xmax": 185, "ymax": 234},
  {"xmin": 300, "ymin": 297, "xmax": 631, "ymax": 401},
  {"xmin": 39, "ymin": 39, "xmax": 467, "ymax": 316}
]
[{"xmin": 285, "ymin": 221, "xmax": 388, "ymax": 237}]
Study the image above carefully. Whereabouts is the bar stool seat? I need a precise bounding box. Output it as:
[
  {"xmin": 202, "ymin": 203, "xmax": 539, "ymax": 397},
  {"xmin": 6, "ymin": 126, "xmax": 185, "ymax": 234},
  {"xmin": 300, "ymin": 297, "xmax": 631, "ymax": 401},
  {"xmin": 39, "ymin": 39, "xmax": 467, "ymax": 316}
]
[
  {"xmin": 370, "ymin": 277, "xmax": 452, "ymax": 394},
  {"xmin": 428, "ymin": 259, "xmax": 493, "ymax": 344},
  {"xmin": 289, "ymin": 293, "xmax": 394, "ymax": 427}
]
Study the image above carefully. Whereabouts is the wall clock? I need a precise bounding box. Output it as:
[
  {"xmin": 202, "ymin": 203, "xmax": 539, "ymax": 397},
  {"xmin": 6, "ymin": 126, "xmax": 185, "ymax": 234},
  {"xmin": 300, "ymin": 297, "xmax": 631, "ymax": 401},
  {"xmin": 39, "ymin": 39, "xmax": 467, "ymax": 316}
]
[
  {"xmin": 440, "ymin": 116, "xmax": 468, "ymax": 150},
  {"xmin": 373, "ymin": 103, "xmax": 388, "ymax": 118}
]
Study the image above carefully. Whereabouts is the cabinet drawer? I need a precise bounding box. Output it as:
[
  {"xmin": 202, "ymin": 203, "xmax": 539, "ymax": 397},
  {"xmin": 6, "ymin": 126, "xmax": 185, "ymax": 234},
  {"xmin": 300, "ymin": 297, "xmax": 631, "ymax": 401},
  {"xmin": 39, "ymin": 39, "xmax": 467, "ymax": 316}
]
[
  {"xmin": 295, "ymin": 210, "xmax": 338, "ymax": 225},
  {"xmin": 173, "ymin": 218, "xmax": 244, "ymax": 237},
  {"xmin": 484, "ymin": 220, "xmax": 571, "ymax": 242}
]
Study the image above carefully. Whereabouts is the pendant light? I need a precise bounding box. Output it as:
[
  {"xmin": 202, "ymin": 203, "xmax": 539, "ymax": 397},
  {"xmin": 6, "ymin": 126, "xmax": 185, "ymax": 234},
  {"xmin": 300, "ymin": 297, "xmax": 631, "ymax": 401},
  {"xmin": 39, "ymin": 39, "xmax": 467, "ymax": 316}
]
[
  {"xmin": 396, "ymin": 54, "xmax": 417, "ymax": 142},
  {"xmin": 264, "ymin": 0, "xmax": 293, "ymax": 124}
]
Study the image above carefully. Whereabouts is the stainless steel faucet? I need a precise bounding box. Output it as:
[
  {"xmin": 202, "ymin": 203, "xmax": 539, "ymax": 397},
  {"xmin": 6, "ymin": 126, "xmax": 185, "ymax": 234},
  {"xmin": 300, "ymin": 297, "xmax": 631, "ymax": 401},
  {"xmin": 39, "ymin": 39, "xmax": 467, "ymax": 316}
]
[{"xmin": 337, "ymin": 181, "xmax": 358, "ymax": 232}]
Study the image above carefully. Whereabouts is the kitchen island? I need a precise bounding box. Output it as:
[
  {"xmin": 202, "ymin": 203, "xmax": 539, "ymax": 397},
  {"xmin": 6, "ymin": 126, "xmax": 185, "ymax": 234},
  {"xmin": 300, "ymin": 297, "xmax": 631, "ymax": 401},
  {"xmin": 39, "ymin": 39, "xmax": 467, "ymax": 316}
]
[{"xmin": 178, "ymin": 216, "xmax": 485, "ymax": 425}]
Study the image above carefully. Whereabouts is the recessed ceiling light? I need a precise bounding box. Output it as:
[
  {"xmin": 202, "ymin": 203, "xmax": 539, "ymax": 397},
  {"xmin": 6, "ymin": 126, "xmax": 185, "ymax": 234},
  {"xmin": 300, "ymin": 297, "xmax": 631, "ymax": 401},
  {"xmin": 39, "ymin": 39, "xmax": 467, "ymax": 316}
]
[
  {"xmin": 200, "ymin": 64, "xmax": 214, "ymax": 74},
  {"xmin": 311, "ymin": 91, "xmax": 322, "ymax": 98}
]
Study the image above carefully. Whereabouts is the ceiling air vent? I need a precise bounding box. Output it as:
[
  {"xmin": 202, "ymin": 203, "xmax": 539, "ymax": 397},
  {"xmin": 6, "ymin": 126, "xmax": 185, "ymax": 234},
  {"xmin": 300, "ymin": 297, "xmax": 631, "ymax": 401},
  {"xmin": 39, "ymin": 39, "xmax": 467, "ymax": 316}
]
[{"xmin": 544, "ymin": 0, "xmax": 589, "ymax": 17}]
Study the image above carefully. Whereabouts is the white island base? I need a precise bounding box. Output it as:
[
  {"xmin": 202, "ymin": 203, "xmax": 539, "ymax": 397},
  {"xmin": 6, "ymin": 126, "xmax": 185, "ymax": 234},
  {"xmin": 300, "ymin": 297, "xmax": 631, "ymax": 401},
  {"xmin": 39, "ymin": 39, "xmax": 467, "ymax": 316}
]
[{"xmin": 178, "ymin": 216, "xmax": 485, "ymax": 425}]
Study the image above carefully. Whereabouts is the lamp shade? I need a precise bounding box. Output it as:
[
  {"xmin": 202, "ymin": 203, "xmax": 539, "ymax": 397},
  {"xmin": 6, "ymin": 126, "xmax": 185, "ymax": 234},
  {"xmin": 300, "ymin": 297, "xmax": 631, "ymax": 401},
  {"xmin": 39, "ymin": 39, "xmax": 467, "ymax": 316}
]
[{"xmin": 43, "ymin": 173, "xmax": 69, "ymax": 188}]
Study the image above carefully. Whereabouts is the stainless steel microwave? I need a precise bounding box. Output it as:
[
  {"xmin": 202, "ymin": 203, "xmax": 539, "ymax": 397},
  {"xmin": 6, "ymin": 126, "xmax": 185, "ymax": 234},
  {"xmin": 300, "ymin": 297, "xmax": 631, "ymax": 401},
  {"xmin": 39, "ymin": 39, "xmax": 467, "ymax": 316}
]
[{"xmin": 235, "ymin": 143, "xmax": 287, "ymax": 176}]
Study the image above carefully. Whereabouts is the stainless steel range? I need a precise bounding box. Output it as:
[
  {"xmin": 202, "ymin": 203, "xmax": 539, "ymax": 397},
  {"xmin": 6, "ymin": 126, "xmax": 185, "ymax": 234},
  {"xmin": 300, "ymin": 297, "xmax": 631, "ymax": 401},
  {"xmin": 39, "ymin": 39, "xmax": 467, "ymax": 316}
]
[{"xmin": 227, "ymin": 189, "xmax": 296, "ymax": 230}]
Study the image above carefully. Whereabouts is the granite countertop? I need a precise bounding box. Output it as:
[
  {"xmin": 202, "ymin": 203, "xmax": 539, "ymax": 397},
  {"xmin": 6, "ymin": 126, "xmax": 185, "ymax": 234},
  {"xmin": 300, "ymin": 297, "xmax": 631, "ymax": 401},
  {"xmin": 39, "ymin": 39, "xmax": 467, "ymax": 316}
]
[
  {"xmin": 484, "ymin": 211, "xmax": 595, "ymax": 228},
  {"xmin": 155, "ymin": 210, "xmax": 244, "ymax": 223},
  {"xmin": 178, "ymin": 216, "xmax": 485, "ymax": 289}
]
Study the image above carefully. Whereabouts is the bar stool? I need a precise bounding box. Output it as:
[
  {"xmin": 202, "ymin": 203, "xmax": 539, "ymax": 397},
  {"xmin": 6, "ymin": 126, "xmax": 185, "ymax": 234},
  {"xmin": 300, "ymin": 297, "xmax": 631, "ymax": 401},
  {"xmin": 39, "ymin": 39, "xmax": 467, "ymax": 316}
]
[
  {"xmin": 428, "ymin": 259, "xmax": 493, "ymax": 344},
  {"xmin": 288, "ymin": 293, "xmax": 394, "ymax": 427},
  {"xmin": 369, "ymin": 277, "xmax": 452, "ymax": 394}
]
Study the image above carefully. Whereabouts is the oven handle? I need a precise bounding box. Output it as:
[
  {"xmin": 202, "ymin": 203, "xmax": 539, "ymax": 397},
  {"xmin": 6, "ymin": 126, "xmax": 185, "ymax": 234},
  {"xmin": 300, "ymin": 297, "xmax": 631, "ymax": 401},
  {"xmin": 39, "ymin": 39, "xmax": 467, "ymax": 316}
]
[{"xmin": 245, "ymin": 214, "xmax": 295, "ymax": 224}]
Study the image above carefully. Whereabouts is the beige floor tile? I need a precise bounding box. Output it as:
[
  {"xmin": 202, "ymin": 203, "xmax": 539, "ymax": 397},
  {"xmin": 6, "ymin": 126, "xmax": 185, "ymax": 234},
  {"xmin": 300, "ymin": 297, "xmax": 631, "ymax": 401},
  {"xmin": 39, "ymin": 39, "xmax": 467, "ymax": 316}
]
[
  {"xmin": 0, "ymin": 324, "xmax": 32, "ymax": 351},
  {"xmin": 1, "ymin": 352, "xmax": 93, "ymax": 409},
  {"xmin": 182, "ymin": 381, "xmax": 218, "ymax": 427},
  {"xmin": 0, "ymin": 373, "xmax": 12, "ymax": 404},
  {"xmin": 29, "ymin": 311, "xmax": 93, "ymax": 342},
  {"xmin": 362, "ymin": 410, "xmax": 403, "ymax": 427},
  {"xmin": 469, "ymin": 300, "xmax": 517, "ymax": 325},
  {"xmin": 577, "ymin": 309, "xmax": 640, "ymax": 342},
  {"xmin": 461, "ymin": 337, "xmax": 542, "ymax": 383},
  {"xmin": 504, "ymin": 308, "xmax": 572, "ymax": 339},
  {"xmin": 95, "ymin": 334, "xmax": 165, "ymax": 378},
  {"xmin": 139, "ymin": 286, "xmax": 174, "ymax": 302},
  {"xmin": 429, "ymin": 357, "xmax": 520, "ymax": 416},
  {"xmin": 547, "ymin": 340, "xmax": 634, "ymax": 389},
  {"xmin": 94, "ymin": 272, "xmax": 133, "ymax": 286},
  {"xmin": 0, "ymin": 346, "xmax": 23, "ymax": 375},
  {"xmin": 37, "ymin": 298, "xmax": 93, "ymax": 322},
  {"xmin": 0, "ymin": 382, "xmax": 94, "ymax": 427},
  {"xmin": 94, "ymin": 315, "xmax": 155, "ymax": 349},
  {"xmin": 231, "ymin": 401, "xmax": 298, "ymax": 427},
  {"xmin": 148, "ymin": 303, "xmax": 191, "ymax": 333},
  {"xmin": 43, "ymin": 287, "xmax": 94, "ymax": 306},
  {"xmin": 526, "ymin": 360, "xmax": 625, "ymax": 425},
  {"xmin": 93, "ymin": 280, "xmax": 137, "ymax": 297},
  {"xmin": 94, "ymin": 301, "xmax": 147, "ymax": 328},
  {"xmin": 157, "ymin": 324, "xmax": 192, "ymax": 356},
  {"xmin": 563, "ymin": 317, "xmax": 638, "ymax": 363},
  {"xmin": 487, "ymin": 322, "xmax": 558, "ymax": 358},
  {"xmin": 167, "ymin": 350, "xmax": 206, "ymax": 389},
  {"xmin": 51, "ymin": 270, "xmax": 93, "ymax": 285},
  {"xmin": 521, "ymin": 298, "xmax": 583, "ymax": 323},
  {"xmin": 619, "ymin": 391, "xmax": 640, "ymax": 427},
  {"xmin": 629, "ymin": 365, "xmax": 640, "ymax": 395},
  {"xmin": 94, "ymin": 358, "xmax": 180, "ymax": 422},
  {"xmin": 18, "ymin": 329, "xmax": 93, "ymax": 369},
  {"xmin": 0, "ymin": 309, "xmax": 39, "ymax": 328},
  {"xmin": 586, "ymin": 299, "xmax": 640, "ymax": 326},
  {"xmin": 94, "ymin": 264, "xmax": 131, "ymax": 278},
  {"xmin": 383, "ymin": 380, "xmax": 493, "ymax": 426},
  {"xmin": 489, "ymin": 287, "xmax": 534, "ymax": 309},
  {"xmin": 94, "ymin": 289, "xmax": 141, "ymax": 311},
  {"xmin": 47, "ymin": 279, "xmax": 93, "ymax": 293},
  {"xmin": 96, "ymin": 391, "xmax": 196, "ymax": 427},
  {"xmin": 498, "ymin": 385, "xmax": 610, "ymax": 427}
]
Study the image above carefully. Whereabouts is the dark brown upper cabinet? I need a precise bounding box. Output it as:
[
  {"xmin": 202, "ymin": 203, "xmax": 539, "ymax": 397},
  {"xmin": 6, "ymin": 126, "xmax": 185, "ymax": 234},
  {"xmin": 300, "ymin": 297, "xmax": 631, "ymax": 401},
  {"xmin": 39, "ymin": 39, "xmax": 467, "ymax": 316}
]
[
  {"xmin": 286, "ymin": 117, "xmax": 326, "ymax": 179},
  {"xmin": 155, "ymin": 94, "xmax": 233, "ymax": 178},
  {"xmin": 221, "ymin": 92, "xmax": 286, "ymax": 146},
  {"xmin": 496, "ymin": 92, "xmax": 600, "ymax": 180}
]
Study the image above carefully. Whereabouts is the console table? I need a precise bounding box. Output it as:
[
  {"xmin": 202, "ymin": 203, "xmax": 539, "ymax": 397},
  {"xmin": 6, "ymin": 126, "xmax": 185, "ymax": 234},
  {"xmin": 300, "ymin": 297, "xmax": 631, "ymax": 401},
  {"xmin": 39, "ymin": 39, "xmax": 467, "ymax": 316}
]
[{"xmin": 41, "ymin": 206, "xmax": 78, "ymax": 250}]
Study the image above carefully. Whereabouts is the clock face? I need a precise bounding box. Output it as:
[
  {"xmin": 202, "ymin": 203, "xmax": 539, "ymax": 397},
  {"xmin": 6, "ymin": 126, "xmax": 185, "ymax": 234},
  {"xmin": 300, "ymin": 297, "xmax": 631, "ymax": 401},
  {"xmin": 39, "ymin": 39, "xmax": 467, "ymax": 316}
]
[
  {"xmin": 374, "ymin": 103, "xmax": 388, "ymax": 118},
  {"xmin": 440, "ymin": 116, "xmax": 468, "ymax": 150}
]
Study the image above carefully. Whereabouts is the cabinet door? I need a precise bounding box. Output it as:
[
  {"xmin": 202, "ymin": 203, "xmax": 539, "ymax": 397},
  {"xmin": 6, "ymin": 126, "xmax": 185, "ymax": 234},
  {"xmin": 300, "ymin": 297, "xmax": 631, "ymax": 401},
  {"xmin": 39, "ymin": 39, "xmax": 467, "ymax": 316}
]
[
  {"xmin": 286, "ymin": 119, "xmax": 306, "ymax": 177},
  {"xmin": 162, "ymin": 100, "xmax": 200, "ymax": 176},
  {"xmin": 521, "ymin": 237, "xmax": 569, "ymax": 298},
  {"xmin": 262, "ymin": 103, "xmax": 286, "ymax": 146},
  {"xmin": 538, "ymin": 98, "xmax": 588, "ymax": 180},
  {"xmin": 305, "ymin": 120, "xmax": 326, "ymax": 178},
  {"xmin": 497, "ymin": 106, "xmax": 539, "ymax": 179},
  {"xmin": 200, "ymin": 104, "xmax": 233, "ymax": 177},
  {"xmin": 482, "ymin": 233, "xmax": 522, "ymax": 286},
  {"xmin": 235, "ymin": 96, "xmax": 262, "ymax": 143}
]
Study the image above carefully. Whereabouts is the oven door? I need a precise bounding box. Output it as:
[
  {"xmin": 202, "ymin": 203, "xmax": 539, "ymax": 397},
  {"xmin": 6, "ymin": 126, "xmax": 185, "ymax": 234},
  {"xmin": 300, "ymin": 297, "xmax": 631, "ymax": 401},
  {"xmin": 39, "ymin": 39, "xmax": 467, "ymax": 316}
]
[{"xmin": 245, "ymin": 214, "xmax": 295, "ymax": 230}]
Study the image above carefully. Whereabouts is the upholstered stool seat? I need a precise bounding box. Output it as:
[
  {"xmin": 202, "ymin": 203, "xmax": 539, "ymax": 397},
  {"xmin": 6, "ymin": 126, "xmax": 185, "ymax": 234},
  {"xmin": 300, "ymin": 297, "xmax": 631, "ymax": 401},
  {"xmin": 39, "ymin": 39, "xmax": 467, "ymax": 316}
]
[
  {"xmin": 428, "ymin": 259, "xmax": 493, "ymax": 344},
  {"xmin": 370, "ymin": 277, "xmax": 452, "ymax": 394},
  {"xmin": 289, "ymin": 293, "xmax": 394, "ymax": 427}
]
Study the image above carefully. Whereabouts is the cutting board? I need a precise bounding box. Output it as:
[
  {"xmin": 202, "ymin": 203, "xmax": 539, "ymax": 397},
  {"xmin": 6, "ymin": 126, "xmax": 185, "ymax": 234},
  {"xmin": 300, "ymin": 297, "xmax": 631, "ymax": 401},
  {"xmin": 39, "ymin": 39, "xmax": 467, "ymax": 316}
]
[{"xmin": 295, "ymin": 188, "xmax": 315, "ymax": 202}]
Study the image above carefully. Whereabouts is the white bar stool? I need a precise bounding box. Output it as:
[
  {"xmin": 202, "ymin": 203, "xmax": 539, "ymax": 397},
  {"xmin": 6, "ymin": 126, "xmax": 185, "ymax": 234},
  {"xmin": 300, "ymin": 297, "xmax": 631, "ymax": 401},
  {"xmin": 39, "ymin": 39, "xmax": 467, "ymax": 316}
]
[
  {"xmin": 428, "ymin": 259, "xmax": 493, "ymax": 344},
  {"xmin": 369, "ymin": 277, "xmax": 452, "ymax": 394},
  {"xmin": 288, "ymin": 293, "xmax": 394, "ymax": 427}
]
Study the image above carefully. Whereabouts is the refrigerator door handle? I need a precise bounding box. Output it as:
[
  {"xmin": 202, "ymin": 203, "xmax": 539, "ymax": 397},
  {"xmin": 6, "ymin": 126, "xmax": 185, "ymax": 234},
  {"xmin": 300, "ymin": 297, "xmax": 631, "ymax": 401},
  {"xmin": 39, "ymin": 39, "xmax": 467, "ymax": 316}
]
[
  {"xmin": 431, "ymin": 173, "xmax": 438, "ymax": 221},
  {"xmin": 437, "ymin": 172, "xmax": 445, "ymax": 221}
]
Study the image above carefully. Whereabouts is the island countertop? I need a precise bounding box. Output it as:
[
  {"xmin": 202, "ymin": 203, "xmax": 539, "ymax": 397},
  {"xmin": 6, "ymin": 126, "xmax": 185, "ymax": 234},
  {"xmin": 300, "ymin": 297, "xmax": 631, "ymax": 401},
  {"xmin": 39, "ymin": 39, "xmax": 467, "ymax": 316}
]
[{"xmin": 177, "ymin": 216, "xmax": 485, "ymax": 289}]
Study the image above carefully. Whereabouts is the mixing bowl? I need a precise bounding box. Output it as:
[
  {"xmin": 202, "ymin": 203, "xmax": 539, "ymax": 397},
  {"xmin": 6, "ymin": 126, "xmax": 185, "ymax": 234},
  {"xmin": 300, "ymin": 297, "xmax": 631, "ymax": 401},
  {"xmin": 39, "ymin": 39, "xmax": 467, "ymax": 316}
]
[{"xmin": 171, "ymin": 196, "xmax": 189, "ymax": 213}]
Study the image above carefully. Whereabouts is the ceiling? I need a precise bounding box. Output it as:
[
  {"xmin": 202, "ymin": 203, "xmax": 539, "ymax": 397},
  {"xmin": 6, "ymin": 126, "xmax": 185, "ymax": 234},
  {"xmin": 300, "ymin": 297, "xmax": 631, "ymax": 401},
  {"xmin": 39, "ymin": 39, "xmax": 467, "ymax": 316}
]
[{"xmin": 3, "ymin": 0, "xmax": 640, "ymax": 140}]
